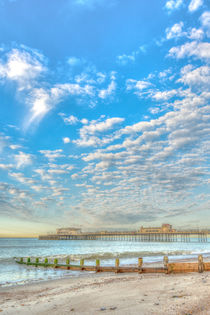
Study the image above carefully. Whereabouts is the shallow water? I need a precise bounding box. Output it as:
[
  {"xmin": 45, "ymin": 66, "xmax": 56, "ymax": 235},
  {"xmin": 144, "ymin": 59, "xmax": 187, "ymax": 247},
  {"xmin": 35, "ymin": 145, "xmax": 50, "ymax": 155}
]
[{"xmin": 1, "ymin": 237, "xmax": 210, "ymax": 287}]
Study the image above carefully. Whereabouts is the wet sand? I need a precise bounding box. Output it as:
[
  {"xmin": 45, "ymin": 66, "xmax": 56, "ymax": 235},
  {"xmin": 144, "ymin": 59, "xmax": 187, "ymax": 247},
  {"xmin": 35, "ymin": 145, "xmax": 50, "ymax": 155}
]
[{"xmin": 1, "ymin": 271, "xmax": 210, "ymax": 314}]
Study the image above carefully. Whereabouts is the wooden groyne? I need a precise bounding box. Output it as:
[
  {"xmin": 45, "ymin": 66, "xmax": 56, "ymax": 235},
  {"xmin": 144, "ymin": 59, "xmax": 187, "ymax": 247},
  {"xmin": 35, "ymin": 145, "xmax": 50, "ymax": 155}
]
[{"xmin": 15, "ymin": 255, "xmax": 210, "ymax": 274}]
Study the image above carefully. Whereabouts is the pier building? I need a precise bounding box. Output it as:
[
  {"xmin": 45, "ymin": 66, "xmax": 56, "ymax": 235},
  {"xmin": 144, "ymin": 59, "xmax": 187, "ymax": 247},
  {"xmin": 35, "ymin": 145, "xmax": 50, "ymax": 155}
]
[
  {"xmin": 140, "ymin": 224, "xmax": 175, "ymax": 233},
  {"xmin": 56, "ymin": 227, "xmax": 82, "ymax": 235}
]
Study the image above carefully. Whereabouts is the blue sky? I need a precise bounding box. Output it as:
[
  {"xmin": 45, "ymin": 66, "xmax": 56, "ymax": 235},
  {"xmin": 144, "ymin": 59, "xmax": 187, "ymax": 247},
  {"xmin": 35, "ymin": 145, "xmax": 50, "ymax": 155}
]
[{"xmin": 0, "ymin": 0, "xmax": 209, "ymax": 236}]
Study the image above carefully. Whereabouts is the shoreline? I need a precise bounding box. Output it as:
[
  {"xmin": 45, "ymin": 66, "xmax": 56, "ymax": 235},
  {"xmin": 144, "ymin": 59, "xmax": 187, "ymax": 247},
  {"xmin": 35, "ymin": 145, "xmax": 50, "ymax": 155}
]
[
  {"xmin": 1, "ymin": 271, "xmax": 210, "ymax": 314},
  {"xmin": 1, "ymin": 255, "xmax": 210, "ymax": 289}
]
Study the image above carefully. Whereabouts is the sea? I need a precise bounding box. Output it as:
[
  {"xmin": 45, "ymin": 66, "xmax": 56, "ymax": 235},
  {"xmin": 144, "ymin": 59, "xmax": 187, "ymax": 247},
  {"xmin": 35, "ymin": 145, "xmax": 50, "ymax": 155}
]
[{"xmin": 1, "ymin": 237, "xmax": 210, "ymax": 287}]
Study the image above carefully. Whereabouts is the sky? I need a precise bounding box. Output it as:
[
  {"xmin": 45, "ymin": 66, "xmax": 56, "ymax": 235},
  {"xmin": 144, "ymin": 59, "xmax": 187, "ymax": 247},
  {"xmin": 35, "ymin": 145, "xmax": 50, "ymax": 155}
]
[{"xmin": 0, "ymin": 0, "xmax": 209, "ymax": 237}]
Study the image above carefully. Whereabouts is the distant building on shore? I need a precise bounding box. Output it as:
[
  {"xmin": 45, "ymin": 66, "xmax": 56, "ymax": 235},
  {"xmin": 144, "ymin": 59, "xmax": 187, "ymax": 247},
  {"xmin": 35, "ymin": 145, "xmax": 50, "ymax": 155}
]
[
  {"xmin": 56, "ymin": 227, "xmax": 82, "ymax": 235},
  {"xmin": 139, "ymin": 223, "xmax": 175, "ymax": 233}
]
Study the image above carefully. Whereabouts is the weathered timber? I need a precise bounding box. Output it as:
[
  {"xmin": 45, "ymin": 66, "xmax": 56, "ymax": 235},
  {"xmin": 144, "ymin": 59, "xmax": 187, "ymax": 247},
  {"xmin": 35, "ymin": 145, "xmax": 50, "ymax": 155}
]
[
  {"xmin": 96, "ymin": 259, "xmax": 100, "ymax": 272},
  {"xmin": 167, "ymin": 263, "xmax": 199, "ymax": 273},
  {"xmin": 138, "ymin": 257, "xmax": 143, "ymax": 274},
  {"xmin": 15, "ymin": 255, "xmax": 210, "ymax": 274},
  {"xmin": 198, "ymin": 254, "xmax": 204, "ymax": 273},
  {"xmin": 115, "ymin": 258, "xmax": 120, "ymax": 273},
  {"xmin": 54, "ymin": 258, "xmax": 58, "ymax": 268},
  {"xmin": 204, "ymin": 262, "xmax": 210, "ymax": 271}
]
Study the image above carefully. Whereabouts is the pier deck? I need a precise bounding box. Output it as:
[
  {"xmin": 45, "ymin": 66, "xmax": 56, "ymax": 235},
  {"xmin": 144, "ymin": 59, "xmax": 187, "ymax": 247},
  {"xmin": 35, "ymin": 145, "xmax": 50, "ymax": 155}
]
[{"xmin": 39, "ymin": 231, "xmax": 208, "ymax": 242}]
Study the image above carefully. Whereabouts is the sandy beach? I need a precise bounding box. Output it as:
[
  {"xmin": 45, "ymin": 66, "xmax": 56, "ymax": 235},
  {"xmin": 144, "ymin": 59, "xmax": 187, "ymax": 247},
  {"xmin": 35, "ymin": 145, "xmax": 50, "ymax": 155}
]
[{"xmin": 1, "ymin": 271, "xmax": 210, "ymax": 315}]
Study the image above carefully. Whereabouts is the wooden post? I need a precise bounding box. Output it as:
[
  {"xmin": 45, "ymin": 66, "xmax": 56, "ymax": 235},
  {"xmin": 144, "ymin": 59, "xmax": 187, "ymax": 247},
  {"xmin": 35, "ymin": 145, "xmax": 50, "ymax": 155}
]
[
  {"xmin": 163, "ymin": 256, "xmax": 169, "ymax": 273},
  {"xmin": 35, "ymin": 258, "xmax": 39, "ymax": 267},
  {"xmin": 54, "ymin": 258, "xmax": 58, "ymax": 268},
  {"xmin": 198, "ymin": 255, "xmax": 204, "ymax": 273},
  {"xmin": 115, "ymin": 258, "xmax": 120, "ymax": 273},
  {"xmin": 96, "ymin": 259, "xmax": 100, "ymax": 272},
  {"xmin": 138, "ymin": 258, "xmax": 143, "ymax": 274},
  {"xmin": 80, "ymin": 259, "xmax": 84, "ymax": 270},
  {"xmin": 167, "ymin": 264, "xmax": 174, "ymax": 274}
]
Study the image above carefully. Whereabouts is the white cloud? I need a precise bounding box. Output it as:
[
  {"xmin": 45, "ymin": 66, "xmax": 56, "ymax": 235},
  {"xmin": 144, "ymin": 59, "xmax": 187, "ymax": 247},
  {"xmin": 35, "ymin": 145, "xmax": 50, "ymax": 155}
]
[
  {"xmin": 51, "ymin": 83, "xmax": 95, "ymax": 98},
  {"xmin": 117, "ymin": 54, "xmax": 135, "ymax": 65},
  {"xmin": 96, "ymin": 72, "xmax": 106, "ymax": 84},
  {"xmin": 9, "ymin": 172, "xmax": 34, "ymax": 185},
  {"xmin": 158, "ymin": 69, "xmax": 172, "ymax": 78},
  {"xmin": 9, "ymin": 144, "xmax": 22, "ymax": 150},
  {"xmin": 25, "ymin": 83, "xmax": 95, "ymax": 128},
  {"xmin": 73, "ymin": 0, "xmax": 116, "ymax": 9},
  {"xmin": 0, "ymin": 47, "xmax": 99, "ymax": 129},
  {"xmin": 119, "ymin": 120, "xmax": 158, "ymax": 135},
  {"xmin": 116, "ymin": 46, "xmax": 146, "ymax": 66},
  {"xmin": 126, "ymin": 79, "xmax": 149, "ymax": 91},
  {"xmin": 25, "ymin": 88, "xmax": 52, "ymax": 128},
  {"xmin": 34, "ymin": 169, "xmax": 51, "ymax": 181},
  {"xmin": 63, "ymin": 137, "xmax": 71, "ymax": 144},
  {"xmin": 51, "ymin": 187, "xmax": 69, "ymax": 197},
  {"xmin": 169, "ymin": 41, "xmax": 210, "ymax": 60},
  {"xmin": 200, "ymin": 11, "xmax": 210, "ymax": 37},
  {"xmin": 188, "ymin": 0, "xmax": 203, "ymax": 12},
  {"xmin": 178, "ymin": 65, "xmax": 210, "ymax": 90},
  {"xmin": 126, "ymin": 79, "xmax": 152, "ymax": 97},
  {"xmin": 61, "ymin": 114, "xmax": 79, "ymax": 125},
  {"xmin": 31, "ymin": 185, "xmax": 46, "ymax": 192},
  {"xmin": 166, "ymin": 22, "xmax": 185, "ymax": 39},
  {"xmin": 98, "ymin": 80, "xmax": 116, "ymax": 99},
  {"xmin": 48, "ymin": 169, "xmax": 68, "ymax": 174},
  {"xmin": 60, "ymin": 114, "xmax": 90, "ymax": 126},
  {"xmin": 188, "ymin": 28, "xmax": 204, "ymax": 40},
  {"xmin": 67, "ymin": 56, "xmax": 84, "ymax": 66},
  {"xmin": 0, "ymin": 48, "xmax": 46, "ymax": 90},
  {"xmin": 48, "ymin": 163, "xmax": 74, "ymax": 170},
  {"xmin": 14, "ymin": 152, "xmax": 32, "ymax": 168},
  {"xmin": 0, "ymin": 46, "xmax": 117, "ymax": 130},
  {"xmin": 151, "ymin": 89, "xmax": 178, "ymax": 100},
  {"xmin": 81, "ymin": 118, "xmax": 88, "ymax": 124},
  {"xmin": 73, "ymin": 117, "xmax": 124, "ymax": 147},
  {"xmin": 39, "ymin": 149, "xmax": 64, "ymax": 161},
  {"xmin": 0, "ymin": 163, "xmax": 13, "ymax": 170},
  {"xmin": 71, "ymin": 173, "xmax": 79, "ymax": 179},
  {"xmin": 165, "ymin": 0, "xmax": 183, "ymax": 11},
  {"xmin": 80, "ymin": 89, "xmax": 210, "ymax": 220},
  {"xmin": 81, "ymin": 117, "xmax": 124, "ymax": 134}
]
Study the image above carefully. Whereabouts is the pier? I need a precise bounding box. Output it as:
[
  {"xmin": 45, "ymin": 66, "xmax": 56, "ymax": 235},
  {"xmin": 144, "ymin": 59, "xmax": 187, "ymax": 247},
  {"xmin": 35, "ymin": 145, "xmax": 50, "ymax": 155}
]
[
  {"xmin": 39, "ymin": 224, "xmax": 209, "ymax": 242},
  {"xmin": 39, "ymin": 232, "xmax": 208, "ymax": 242}
]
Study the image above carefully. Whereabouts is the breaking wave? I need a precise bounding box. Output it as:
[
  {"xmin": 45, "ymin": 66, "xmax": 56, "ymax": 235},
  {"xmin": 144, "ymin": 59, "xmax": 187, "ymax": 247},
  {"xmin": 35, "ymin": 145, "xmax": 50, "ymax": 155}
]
[{"xmin": 28, "ymin": 249, "xmax": 210, "ymax": 262}]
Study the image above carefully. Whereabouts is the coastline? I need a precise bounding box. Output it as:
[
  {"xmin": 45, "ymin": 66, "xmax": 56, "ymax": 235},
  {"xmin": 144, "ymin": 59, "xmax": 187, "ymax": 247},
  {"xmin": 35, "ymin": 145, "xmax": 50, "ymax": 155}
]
[{"xmin": 1, "ymin": 267, "xmax": 210, "ymax": 314}]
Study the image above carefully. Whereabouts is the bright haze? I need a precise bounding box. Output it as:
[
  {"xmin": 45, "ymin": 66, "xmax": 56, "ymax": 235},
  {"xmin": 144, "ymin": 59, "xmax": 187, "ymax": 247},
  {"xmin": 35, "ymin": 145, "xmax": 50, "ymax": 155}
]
[{"xmin": 0, "ymin": 0, "xmax": 209, "ymax": 237}]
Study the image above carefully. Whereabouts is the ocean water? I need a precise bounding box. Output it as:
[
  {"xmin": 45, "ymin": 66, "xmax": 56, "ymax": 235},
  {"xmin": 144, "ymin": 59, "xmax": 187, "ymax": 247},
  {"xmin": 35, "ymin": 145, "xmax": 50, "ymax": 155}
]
[{"xmin": 1, "ymin": 237, "xmax": 210, "ymax": 287}]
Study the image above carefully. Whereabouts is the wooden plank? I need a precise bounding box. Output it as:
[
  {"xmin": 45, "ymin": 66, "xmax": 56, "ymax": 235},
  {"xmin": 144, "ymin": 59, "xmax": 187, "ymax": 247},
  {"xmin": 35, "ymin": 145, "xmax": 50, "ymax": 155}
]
[
  {"xmin": 204, "ymin": 262, "xmax": 210, "ymax": 271},
  {"xmin": 15, "ymin": 259, "xmax": 210, "ymax": 274},
  {"xmin": 167, "ymin": 263, "xmax": 198, "ymax": 273}
]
